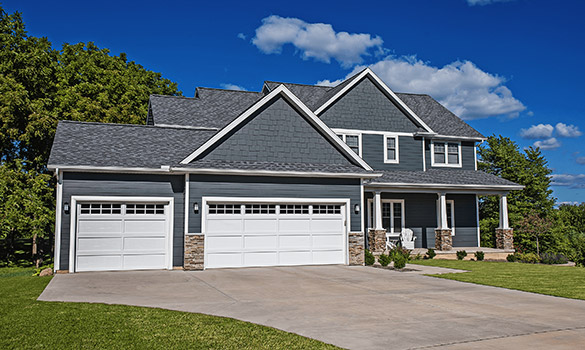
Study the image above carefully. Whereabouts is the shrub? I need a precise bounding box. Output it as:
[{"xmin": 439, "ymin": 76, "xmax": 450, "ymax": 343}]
[
  {"xmin": 365, "ymin": 249, "xmax": 375, "ymax": 266},
  {"xmin": 456, "ymin": 250, "xmax": 467, "ymax": 260},
  {"xmin": 426, "ymin": 248, "xmax": 436, "ymax": 259},
  {"xmin": 413, "ymin": 253, "xmax": 423, "ymax": 261},
  {"xmin": 517, "ymin": 252, "xmax": 540, "ymax": 264},
  {"xmin": 378, "ymin": 254, "xmax": 391, "ymax": 267},
  {"xmin": 475, "ymin": 251, "xmax": 485, "ymax": 261},
  {"xmin": 539, "ymin": 252, "xmax": 568, "ymax": 265},
  {"xmin": 393, "ymin": 254, "xmax": 407, "ymax": 269},
  {"xmin": 388, "ymin": 246, "xmax": 411, "ymax": 261},
  {"xmin": 506, "ymin": 254, "xmax": 517, "ymax": 262}
]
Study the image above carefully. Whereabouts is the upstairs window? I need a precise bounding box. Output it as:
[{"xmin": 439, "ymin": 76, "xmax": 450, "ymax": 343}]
[
  {"xmin": 432, "ymin": 141, "xmax": 461, "ymax": 167},
  {"xmin": 337, "ymin": 133, "xmax": 361, "ymax": 156},
  {"xmin": 384, "ymin": 135, "xmax": 399, "ymax": 164}
]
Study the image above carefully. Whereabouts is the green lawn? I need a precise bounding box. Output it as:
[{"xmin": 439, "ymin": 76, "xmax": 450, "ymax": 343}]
[
  {"xmin": 411, "ymin": 259, "xmax": 585, "ymax": 300},
  {"xmin": 0, "ymin": 268, "xmax": 338, "ymax": 349}
]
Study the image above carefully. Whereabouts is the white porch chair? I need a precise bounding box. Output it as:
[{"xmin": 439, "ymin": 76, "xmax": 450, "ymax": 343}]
[
  {"xmin": 386, "ymin": 231, "xmax": 401, "ymax": 250},
  {"xmin": 400, "ymin": 228, "xmax": 416, "ymax": 250}
]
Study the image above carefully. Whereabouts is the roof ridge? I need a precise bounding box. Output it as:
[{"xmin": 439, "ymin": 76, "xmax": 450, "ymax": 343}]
[
  {"xmin": 395, "ymin": 92, "xmax": 431, "ymax": 97},
  {"xmin": 58, "ymin": 120, "xmax": 216, "ymax": 132},
  {"xmin": 264, "ymin": 80, "xmax": 332, "ymax": 89}
]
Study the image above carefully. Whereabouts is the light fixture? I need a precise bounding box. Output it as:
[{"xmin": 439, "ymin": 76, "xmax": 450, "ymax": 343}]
[
  {"xmin": 354, "ymin": 203, "xmax": 360, "ymax": 214},
  {"xmin": 63, "ymin": 202, "xmax": 70, "ymax": 215},
  {"xmin": 193, "ymin": 202, "xmax": 199, "ymax": 214}
]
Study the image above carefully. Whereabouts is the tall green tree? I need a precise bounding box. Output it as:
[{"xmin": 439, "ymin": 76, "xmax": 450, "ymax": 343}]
[
  {"xmin": 0, "ymin": 6, "xmax": 181, "ymax": 264},
  {"xmin": 478, "ymin": 135, "xmax": 556, "ymax": 249}
]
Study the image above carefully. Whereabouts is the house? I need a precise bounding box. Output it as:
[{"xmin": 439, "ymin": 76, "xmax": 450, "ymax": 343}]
[{"xmin": 47, "ymin": 68, "xmax": 522, "ymax": 273}]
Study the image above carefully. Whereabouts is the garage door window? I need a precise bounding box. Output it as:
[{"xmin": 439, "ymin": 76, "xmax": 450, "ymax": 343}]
[
  {"xmin": 209, "ymin": 204, "xmax": 241, "ymax": 214},
  {"xmin": 245, "ymin": 204, "xmax": 276, "ymax": 214},
  {"xmin": 126, "ymin": 204, "xmax": 165, "ymax": 215},
  {"xmin": 280, "ymin": 204, "xmax": 309, "ymax": 214},
  {"xmin": 313, "ymin": 205, "xmax": 341, "ymax": 214},
  {"xmin": 80, "ymin": 203, "xmax": 122, "ymax": 215}
]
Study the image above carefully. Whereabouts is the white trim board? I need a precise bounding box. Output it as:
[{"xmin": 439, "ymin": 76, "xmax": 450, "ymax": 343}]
[
  {"xmin": 179, "ymin": 84, "xmax": 373, "ymax": 171},
  {"xmin": 430, "ymin": 140, "xmax": 462, "ymax": 168},
  {"xmin": 54, "ymin": 169, "xmax": 63, "ymax": 271},
  {"xmin": 68, "ymin": 195, "xmax": 174, "ymax": 273},
  {"xmin": 383, "ymin": 134, "xmax": 400, "ymax": 164},
  {"xmin": 314, "ymin": 68, "xmax": 434, "ymax": 133}
]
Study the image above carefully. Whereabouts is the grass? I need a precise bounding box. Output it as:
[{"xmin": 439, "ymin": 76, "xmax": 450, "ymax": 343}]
[
  {"xmin": 411, "ymin": 259, "xmax": 585, "ymax": 300},
  {"xmin": 0, "ymin": 268, "xmax": 339, "ymax": 349}
]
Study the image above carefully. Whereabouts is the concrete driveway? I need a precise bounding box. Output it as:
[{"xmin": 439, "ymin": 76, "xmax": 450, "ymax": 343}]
[{"xmin": 39, "ymin": 265, "xmax": 585, "ymax": 349}]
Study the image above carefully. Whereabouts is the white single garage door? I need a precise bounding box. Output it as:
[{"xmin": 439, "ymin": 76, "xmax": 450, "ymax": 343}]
[
  {"xmin": 205, "ymin": 201, "xmax": 347, "ymax": 268},
  {"xmin": 75, "ymin": 202, "xmax": 171, "ymax": 272}
]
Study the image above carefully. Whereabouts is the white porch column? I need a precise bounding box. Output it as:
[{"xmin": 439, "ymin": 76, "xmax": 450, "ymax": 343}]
[
  {"xmin": 499, "ymin": 194, "xmax": 509, "ymax": 229},
  {"xmin": 437, "ymin": 192, "xmax": 448, "ymax": 229},
  {"xmin": 374, "ymin": 190, "xmax": 383, "ymax": 230}
]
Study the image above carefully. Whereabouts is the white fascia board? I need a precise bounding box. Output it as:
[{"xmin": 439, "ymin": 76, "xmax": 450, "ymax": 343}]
[
  {"xmin": 179, "ymin": 84, "xmax": 374, "ymax": 171},
  {"xmin": 332, "ymin": 128, "xmax": 414, "ymax": 137},
  {"xmin": 416, "ymin": 132, "xmax": 486, "ymax": 142},
  {"xmin": 47, "ymin": 165, "xmax": 173, "ymax": 174},
  {"xmin": 171, "ymin": 167, "xmax": 382, "ymax": 179},
  {"xmin": 315, "ymin": 68, "xmax": 434, "ymax": 133},
  {"xmin": 365, "ymin": 182, "xmax": 524, "ymax": 191}
]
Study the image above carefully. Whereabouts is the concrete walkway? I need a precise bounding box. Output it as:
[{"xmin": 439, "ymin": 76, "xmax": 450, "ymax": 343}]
[{"xmin": 39, "ymin": 265, "xmax": 585, "ymax": 349}]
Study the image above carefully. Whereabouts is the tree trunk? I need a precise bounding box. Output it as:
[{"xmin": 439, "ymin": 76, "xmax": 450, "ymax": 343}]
[
  {"xmin": 536, "ymin": 236, "xmax": 540, "ymax": 256},
  {"xmin": 32, "ymin": 233, "xmax": 39, "ymax": 268}
]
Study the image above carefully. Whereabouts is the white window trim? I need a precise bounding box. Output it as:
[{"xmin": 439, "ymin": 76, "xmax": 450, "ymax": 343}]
[
  {"xmin": 68, "ymin": 196, "xmax": 174, "ymax": 273},
  {"xmin": 430, "ymin": 140, "xmax": 462, "ymax": 168},
  {"xmin": 337, "ymin": 133, "xmax": 362, "ymax": 157},
  {"xmin": 435, "ymin": 199, "xmax": 456, "ymax": 236},
  {"xmin": 383, "ymin": 134, "xmax": 400, "ymax": 164},
  {"xmin": 366, "ymin": 198, "xmax": 405, "ymax": 234}
]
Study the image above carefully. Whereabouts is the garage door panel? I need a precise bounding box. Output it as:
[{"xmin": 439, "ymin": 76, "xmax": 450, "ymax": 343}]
[
  {"xmin": 243, "ymin": 252, "xmax": 278, "ymax": 266},
  {"xmin": 313, "ymin": 250, "xmax": 344, "ymax": 264},
  {"xmin": 279, "ymin": 235, "xmax": 311, "ymax": 249},
  {"xmin": 124, "ymin": 220, "xmax": 166, "ymax": 234},
  {"xmin": 206, "ymin": 236, "xmax": 242, "ymax": 251},
  {"xmin": 311, "ymin": 219, "xmax": 344, "ymax": 232},
  {"xmin": 207, "ymin": 253, "xmax": 242, "ymax": 268},
  {"xmin": 123, "ymin": 237, "xmax": 166, "ymax": 251},
  {"xmin": 77, "ymin": 254, "xmax": 122, "ymax": 272},
  {"xmin": 244, "ymin": 219, "xmax": 278, "ymax": 233},
  {"xmin": 124, "ymin": 254, "xmax": 166, "ymax": 270},
  {"xmin": 244, "ymin": 235, "xmax": 278, "ymax": 250},
  {"xmin": 77, "ymin": 237, "xmax": 122, "ymax": 252},
  {"xmin": 279, "ymin": 219, "xmax": 311, "ymax": 233},
  {"xmin": 312, "ymin": 234, "xmax": 344, "ymax": 248},
  {"xmin": 207, "ymin": 219, "xmax": 243, "ymax": 234},
  {"xmin": 77, "ymin": 220, "xmax": 123, "ymax": 235},
  {"xmin": 279, "ymin": 251, "xmax": 312, "ymax": 265}
]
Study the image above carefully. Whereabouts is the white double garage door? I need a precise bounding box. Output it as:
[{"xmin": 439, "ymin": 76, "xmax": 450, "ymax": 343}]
[
  {"xmin": 73, "ymin": 197, "xmax": 348, "ymax": 272},
  {"xmin": 204, "ymin": 199, "xmax": 348, "ymax": 269}
]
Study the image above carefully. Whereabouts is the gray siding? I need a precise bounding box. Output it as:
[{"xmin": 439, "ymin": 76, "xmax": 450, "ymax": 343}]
[
  {"xmin": 364, "ymin": 192, "xmax": 478, "ymax": 248},
  {"xmin": 362, "ymin": 134, "xmax": 423, "ymax": 171},
  {"xmin": 425, "ymin": 140, "xmax": 476, "ymax": 171},
  {"xmin": 59, "ymin": 173, "xmax": 185, "ymax": 270},
  {"xmin": 200, "ymin": 96, "xmax": 354, "ymax": 166},
  {"xmin": 320, "ymin": 77, "xmax": 421, "ymax": 132},
  {"xmin": 188, "ymin": 175, "xmax": 362, "ymax": 232}
]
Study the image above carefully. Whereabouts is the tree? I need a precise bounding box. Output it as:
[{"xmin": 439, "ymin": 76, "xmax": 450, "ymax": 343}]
[{"xmin": 477, "ymin": 135, "xmax": 556, "ymax": 249}]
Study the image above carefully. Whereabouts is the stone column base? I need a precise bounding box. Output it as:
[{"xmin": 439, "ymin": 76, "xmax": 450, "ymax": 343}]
[
  {"xmin": 184, "ymin": 234, "xmax": 204, "ymax": 270},
  {"xmin": 435, "ymin": 229, "xmax": 453, "ymax": 251},
  {"xmin": 367, "ymin": 229, "xmax": 387, "ymax": 255},
  {"xmin": 348, "ymin": 232, "xmax": 365, "ymax": 265},
  {"xmin": 496, "ymin": 228, "xmax": 514, "ymax": 250}
]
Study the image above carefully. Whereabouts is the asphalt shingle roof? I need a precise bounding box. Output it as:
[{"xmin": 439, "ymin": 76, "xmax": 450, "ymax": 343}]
[
  {"xmin": 365, "ymin": 169, "xmax": 521, "ymax": 188},
  {"xmin": 48, "ymin": 121, "xmax": 216, "ymax": 168}
]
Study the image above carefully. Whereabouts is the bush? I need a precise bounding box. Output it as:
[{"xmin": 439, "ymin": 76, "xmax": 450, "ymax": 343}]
[
  {"xmin": 475, "ymin": 251, "xmax": 485, "ymax": 261},
  {"xmin": 393, "ymin": 254, "xmax": 407, "ymax": 269},
  {"xmin": 365, "ymin": 249, "xmax": 375, "ymax": 266},
  {"xmin": 426, "ymin": 248, "xmax": 436, "ymax": 259},
  {"xmin": 539, "ymin": 252, "xmax": 568, "ymax": 265},
  {"xmin": 456, "ymin": 250, "xmax": 467, "ymax": 260},
  {"xmin": 413, "ymin": 253, "xmax": 423, "ymax": 261},
  {"xmin": 378, "ymin": 254, "xmax": 391, "ymax": 267},
  {"xmin": 507, "ymin": 254, "xmax": 517, "ymax": 262},
  {"xmin": 388, "ymin": 246, "xmax": 411, "ymax": 261},
  {"xmin": 517, "ymin": 252, "xmax": 540, "ymax": 264}
]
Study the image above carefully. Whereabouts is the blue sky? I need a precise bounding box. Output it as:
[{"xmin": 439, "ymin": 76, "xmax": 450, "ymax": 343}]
[{"xmin": 4, "ymin": 0, "xmax": 585, "ymax": 203}]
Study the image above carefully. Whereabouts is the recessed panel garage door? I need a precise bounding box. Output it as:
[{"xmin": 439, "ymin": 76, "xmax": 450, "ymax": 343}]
[
  {"xmin": 75, "ymin": 202, "xmax": 170, "ymax": 272},
  {"xmin": 205, "ymin": 202, "xmax": 346, "ymax": 268}
]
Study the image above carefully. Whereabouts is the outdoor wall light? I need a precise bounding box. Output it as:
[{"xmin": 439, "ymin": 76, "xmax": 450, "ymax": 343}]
[
  {"xmin": 63, "ymin": 202, "xmax": 70, "ymax": 215},
  {"xmin": 354, "ymin": 203, "xmax": 360, "ymax": 215},
  {"xmin": 193, "ymin": 202, "xmax": 199, "ymax": 214}
]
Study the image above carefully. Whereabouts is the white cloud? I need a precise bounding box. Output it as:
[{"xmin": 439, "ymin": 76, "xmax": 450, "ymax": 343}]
[
  {"xmin": 526, "ymin": 111, "xmax": 534, "ymax": 117},
  {"xmin": 237, "ymin": 33, "xmax": 246, "ymax": 40},
  {"xmin": 520, "ymin": 124, "xmax": 554, "ymax": 139},
  {"xmin": 533, "ymin": 137, "xmax": 561, "ymax": 150},
  {"xmin": 551, "ymin": 174, "xmax": 585, "ymax": 189},
  {"xmin": 576, "ymin": 157, "xmax": 585, "ymax": 165},
  {"xmin": 251, "ymin": 15, "xmax": 384, "ymax": 67},
  {"xmin": 220, "ymin": 83, "xmax": 247, "ymax": 91},
  {"xmin": 555, "ymin": 123, "xmax": 582, "ymax": 138},
  {"xmin": 467, "ymin": 0, "xmax": 514, "ymax": 5},
  {"xmin": 316, "ymin": 79, "xmax": 343, "ymax": 87},
  {"xmin": 558, "ymin": 201, "xmax": 581, "ymax": 206}
]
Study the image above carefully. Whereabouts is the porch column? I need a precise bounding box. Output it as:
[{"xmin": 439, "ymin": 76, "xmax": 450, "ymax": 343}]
[
  {"xmin": 496, "ymin": 193, "xmax": 514, "ymax": 250},
  {"xmin": 374, "ymin": 190, "xmax": 383, "ymax": 230},
  {"xmin": 435, "ymin": 192, "xmax": 452, "ymax": 251},
  {"xmin": 367, "ymin": 190, "xmax": 386, "ymax": 255}
]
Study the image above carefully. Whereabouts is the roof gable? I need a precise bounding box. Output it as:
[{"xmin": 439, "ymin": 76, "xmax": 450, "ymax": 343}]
[{"xmin": 180, "ymin": 85, "xmax": 373, "ymax": 171}]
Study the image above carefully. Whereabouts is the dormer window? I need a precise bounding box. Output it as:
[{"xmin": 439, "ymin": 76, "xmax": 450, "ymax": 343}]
[
  {"xmin": 384, "ymin": 135, "xmax": 399, "ymax": 164},
  {"xmin": 337, "ymin": 133, "xmax": 361, "ymax": 156},
  {"xmin": 431, "ymin": 141, "xmax": 461, "ymax": 167}
]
